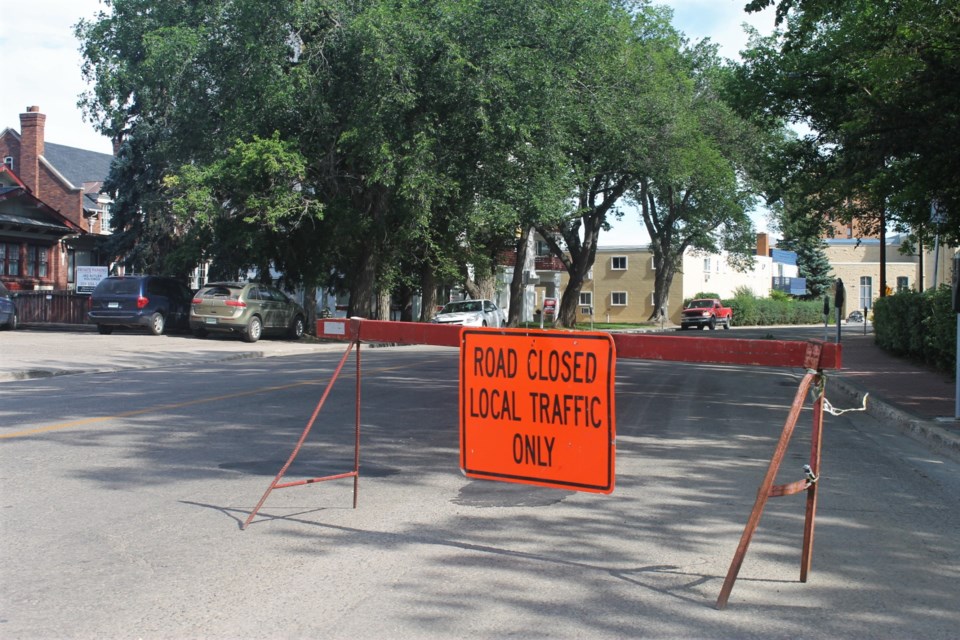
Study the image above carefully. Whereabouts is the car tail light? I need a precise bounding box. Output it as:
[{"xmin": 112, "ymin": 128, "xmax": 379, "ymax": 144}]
[
  {"xmin": 137, "ymin": 296, "xmax": 149, "ymax": 309},
  {"xmin": 191, "ymin": 298, "xmax": 202, "ymax": 305},
  {"xmin": 225, "ymin": 299, "xmax": 247, "ymax": 308}
]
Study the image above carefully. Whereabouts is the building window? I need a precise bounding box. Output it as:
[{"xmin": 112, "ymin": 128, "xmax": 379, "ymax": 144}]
[
  {"xmin": 100, "ymin": 204, "xmax": 112, "ymax": 234},
  {"xmin": 0, "ymin": 243, "xmax": 20, "ymax": 276},
  {"xmin": 3, "ymin": 156, "xmax": 13, "ymax": 172},
  {"xmin": 859, "ymin": 276, "xmax": 873, "ymax": 309},
  {"xmin": 611, "ymin": 291, "xmax": 627, "ymax": 306},
  {"xmin": 26, "ymin": 245, "xmax": 49, "ymax": 278},
  {"xmin": 896, "ymin": 276, "xmax": 909, "ymax": 292},
  {"xmin": 611, "ymin": 256, "xmax": 627, "ymax": 270},
  {"xmin": 579, "ymin": 291, "xmax": 592, "ymax": 306}
]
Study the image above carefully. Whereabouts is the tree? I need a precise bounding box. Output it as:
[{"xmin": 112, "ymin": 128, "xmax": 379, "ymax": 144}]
[
  {"xmin": 635, "ymin": 43, "xmax": 759, "ymax": 321},
  {"xmin": 163, "ymin": 133, "xmax": 323, "ymax": 283},
  {"xmin": 534, "ymin": 2, "xmax": 683, "ymax": 328},
  {"xmin": 737, "ymin": 0, "xmax": 960, "ymax": 246}
]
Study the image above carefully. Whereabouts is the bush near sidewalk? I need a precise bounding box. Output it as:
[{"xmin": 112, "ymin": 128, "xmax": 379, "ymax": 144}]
[
  {"xmin": 873, "ymin": 285, "xmax": 957, "ymax": 377},
  {"xmin": 721, "ymin": 288, "xmax": 829, "ymax": 327}
]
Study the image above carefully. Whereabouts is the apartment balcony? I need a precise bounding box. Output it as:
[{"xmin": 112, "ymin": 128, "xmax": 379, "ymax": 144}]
[{"xmin": 772, "ymin": 276, "xmax": 807, "ymax": 296}]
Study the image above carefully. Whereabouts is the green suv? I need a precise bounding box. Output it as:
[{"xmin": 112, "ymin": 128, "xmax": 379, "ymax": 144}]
[{"xmin": 189, "ymin": 282, "xmax": 306, "ymax": 343}]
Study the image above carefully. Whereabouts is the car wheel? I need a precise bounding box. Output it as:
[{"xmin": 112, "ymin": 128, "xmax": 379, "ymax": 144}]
[
  {"xmin": 149, "ymin": 312, "xmax": 166, "ymax": 336},
  {"xmin": 5, "ymin": 311, "xmax": 16, "ymax": 330},
  {"xmin": 242, "ymin": 316, "xmax": 263, "ymax": 343},
  {"xmin": 97, "ymin": 325, "xmax": 113, "ymax": 335},
  {"xmin": 288, "ymin": 315, "xmax": 305, "ymax": 340},
  {"xmin": 724, "ymin": 317, "xmax": 732, "ymax": 330},
  {"xmin": 709, "ymin": 317, "xmax": 717, "ymax": 330},
  {"xmin": 192, "ymin": 326, "xmax": 208, "ymax": 338}
]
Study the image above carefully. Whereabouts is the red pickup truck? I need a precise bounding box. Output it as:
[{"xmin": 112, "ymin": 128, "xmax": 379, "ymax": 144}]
[{"xmin": 680, "ymin": 298, "xmax": 733, "ymax": 330}]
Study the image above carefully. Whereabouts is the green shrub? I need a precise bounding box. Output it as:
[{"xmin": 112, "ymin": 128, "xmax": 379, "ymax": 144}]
[
  {"xmin": 726, "ymin": 287, "xmax": 834, "ymax": 327},
  {"xmin": 873, "ymin": 286, "xmax": 957, "ymax": 377}
]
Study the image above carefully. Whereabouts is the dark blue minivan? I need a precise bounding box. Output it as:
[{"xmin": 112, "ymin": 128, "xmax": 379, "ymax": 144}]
[{"xmin": 88, "ymin": 275, "xmax": 193, "ymax": 335}]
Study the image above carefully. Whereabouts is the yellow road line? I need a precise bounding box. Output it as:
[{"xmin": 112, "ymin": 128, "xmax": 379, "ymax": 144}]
[{"xmin": 1, "ymin": 359, "xmax": 445, "ymax": 440}]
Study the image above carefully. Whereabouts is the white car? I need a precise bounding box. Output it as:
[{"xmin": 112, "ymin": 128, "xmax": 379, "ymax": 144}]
[{"xmin": 431, "ymin": 299, "xmax": 505, "ymax": 327}]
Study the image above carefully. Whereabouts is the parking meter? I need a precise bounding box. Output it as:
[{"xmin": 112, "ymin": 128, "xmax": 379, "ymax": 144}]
[
  {"xmin": 834, "ymin": 279, "xmax": 845, "ymax": 343},
  {"xmin": 953, "ymin": 254, "xmax": 960, "ymax": 314}
]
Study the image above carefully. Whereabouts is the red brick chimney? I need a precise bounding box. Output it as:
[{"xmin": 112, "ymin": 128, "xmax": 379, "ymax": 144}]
[
  {"xmin": 756, "ymin": 232, "xmax": 770, "ymax": 257},
  {"xmin": 19, "ymin": 105, "xmax": 45, "ymax": 195}
]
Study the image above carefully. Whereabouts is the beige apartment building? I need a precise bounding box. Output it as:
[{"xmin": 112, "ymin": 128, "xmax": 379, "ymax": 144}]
[
  {"xmin": 824, "ymin": 235, "xmax": 957, "ymax": 315},
  {"xmin": 522, "ymin": 242, "xmax": 775, "ymax": 326}
]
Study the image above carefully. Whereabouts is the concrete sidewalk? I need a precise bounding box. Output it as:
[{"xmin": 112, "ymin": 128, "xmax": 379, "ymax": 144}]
[{"xmin": 828, "ymin": 331, "xmax": 960, "ymax": 460}]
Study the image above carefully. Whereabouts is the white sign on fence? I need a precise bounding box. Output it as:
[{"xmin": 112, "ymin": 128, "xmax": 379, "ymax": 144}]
[{"xmin": 75, "ymin": 266, "xmax": 109, "ymax": 294}]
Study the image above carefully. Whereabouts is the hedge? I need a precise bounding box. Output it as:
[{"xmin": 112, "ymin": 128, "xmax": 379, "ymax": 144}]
[{"xmin": 873, "ymin": 285, "xmax": 957, "ymax": 376}]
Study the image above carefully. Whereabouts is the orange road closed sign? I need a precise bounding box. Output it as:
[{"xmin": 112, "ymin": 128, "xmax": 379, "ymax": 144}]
[{"xmin": 459, "ymin": 328, "xmax": 616, "ymax": 493}]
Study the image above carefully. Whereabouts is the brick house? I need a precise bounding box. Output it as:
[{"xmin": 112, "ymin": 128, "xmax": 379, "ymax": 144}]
[{"xmin": 0, "ymin": 106, "xmax": 114, "ymax": 291}]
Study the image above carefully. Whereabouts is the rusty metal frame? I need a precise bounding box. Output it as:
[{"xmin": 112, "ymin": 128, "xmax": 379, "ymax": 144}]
[
  {"xmin": 715, "ymin": 341, "xmax": 826, "ymax": 609},
  {"xmin": 242, "ymin": 318, "xmax": 362, "ymax": 530}
]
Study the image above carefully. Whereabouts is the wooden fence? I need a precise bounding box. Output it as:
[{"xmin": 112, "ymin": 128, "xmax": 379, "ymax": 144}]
[{"xmin": 11, "ymin": 291, "xmax": 91, "ymax": 325}]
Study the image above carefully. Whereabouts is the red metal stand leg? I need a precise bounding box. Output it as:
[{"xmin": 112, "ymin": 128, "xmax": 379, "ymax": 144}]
[
  {"xmin": 242, "ymin": 337, "xmax": 359, "ymax": 530},
  {"xmin": 353, "ymin": 337, "xmax": 361, "ymax": 509},
  {"xmin": 801, "ymin": 375, "xmax": 825, "ymax": 582},
  {"xmin": 715, "ymin": 370, "xmax": 818, "ymax": 609}
]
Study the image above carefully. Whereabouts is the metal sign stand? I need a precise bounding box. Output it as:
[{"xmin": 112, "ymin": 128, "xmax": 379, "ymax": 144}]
[
  {"xmin": 242, "ymin": 319, "xmax": 362, "ymax": 530},
  {"xmin": 716, "ymin": 341, "xmax": 826, "ymax": 609}
]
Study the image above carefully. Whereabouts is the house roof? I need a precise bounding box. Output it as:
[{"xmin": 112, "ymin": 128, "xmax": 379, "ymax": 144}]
[
  {"xmin": 0, "ymin": 185, "xmax": 85, "ymax": 235},
  {"xmin": 43, "ymin": 142, "xmax": 113, "ymax": 187}
]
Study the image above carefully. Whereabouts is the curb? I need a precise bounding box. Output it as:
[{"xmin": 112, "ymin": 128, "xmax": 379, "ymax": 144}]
[{"xmin": 830, "ymin": 374, "xmax": 960, "ymax": 462}]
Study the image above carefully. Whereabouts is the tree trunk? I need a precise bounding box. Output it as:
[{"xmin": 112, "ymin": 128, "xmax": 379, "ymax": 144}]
[
  {"xmin": 304, "ymin": 285, "xmax": 317, "ymax": 335},
  {"xmin": 349, "ymin": 244, "xmax": 378, "ymax": 318},
  {"xmin": 419, "ymin": 262, "xmax": 437, "ymax": 322},
  {"xmin": 649, "ymin": 262, "xmax": 677, "ymax": 322},
  {"xmin": 376, "ymin": 288, "xmax": 391, "ymax": 321},
  {"xmin": 507, "ymin": 230, "xmax": 531, "ymax": 327},
  {"xmin": 557, "ymin": 270, "xmax": 584, "ymax": 328}
]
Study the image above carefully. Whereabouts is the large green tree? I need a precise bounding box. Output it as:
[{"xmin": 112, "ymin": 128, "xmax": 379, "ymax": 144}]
[
  {"xmin": 533, "ymin": 2, "xmax": 683, "ymax": 328},
  {"xmin": 634, "ymin": 42, "xmax": 760, "ymax": 321},
  {"xmin": 738, "ymin": 0, "xmax": 960, "ymax": 246}
]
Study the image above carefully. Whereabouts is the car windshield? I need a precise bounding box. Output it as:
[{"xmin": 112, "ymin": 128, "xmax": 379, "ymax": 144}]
[
  {"xmin": 442, "ymin": 301, "xmax": 482, "ymax": 313},
  {"xmin": 687, "ymin": 300, "xmax": 714, "ymax": 309}
]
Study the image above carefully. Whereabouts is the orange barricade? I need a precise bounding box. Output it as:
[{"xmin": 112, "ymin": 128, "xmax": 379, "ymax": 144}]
[{"xmin": 250, "ymin": 318, "xmax": 840, "ymax": 608}]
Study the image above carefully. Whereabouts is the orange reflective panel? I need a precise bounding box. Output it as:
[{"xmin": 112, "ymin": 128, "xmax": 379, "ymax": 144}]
[{"xmin": 459, "ymin": 328, "xmax": 616, "ymax": 494}]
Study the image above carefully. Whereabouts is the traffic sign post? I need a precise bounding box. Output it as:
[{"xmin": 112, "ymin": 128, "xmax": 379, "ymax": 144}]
[{"xmin": 459, "ymin": 328, "xmax": 616, "ymax": 494}]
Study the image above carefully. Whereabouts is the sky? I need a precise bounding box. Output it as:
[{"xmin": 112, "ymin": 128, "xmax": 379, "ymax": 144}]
[{"xmin": 1, "ymin": 0, "xmax": 779, "ymax": 244}]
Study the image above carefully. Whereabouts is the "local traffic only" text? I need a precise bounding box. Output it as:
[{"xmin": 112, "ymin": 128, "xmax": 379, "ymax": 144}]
[{"xmin": 459, "ymin": 329, "xmax": 616, "ymax": 493}]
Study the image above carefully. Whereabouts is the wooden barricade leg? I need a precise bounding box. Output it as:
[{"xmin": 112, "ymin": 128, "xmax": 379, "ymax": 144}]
[{"xmin": 716, "ymin": 342, "xmax": 824, "ymax": 609}]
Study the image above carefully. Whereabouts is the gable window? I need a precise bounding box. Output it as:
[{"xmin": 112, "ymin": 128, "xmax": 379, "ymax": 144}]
[
  {"xmin": 26, "ymin": 245, "xmax": 49, "ymax": 278},
  {"xmin": 611, "ymin": 256, "xmax": 627, "ymax": 270},
  {"xmin": 3, "ymin": 156, "xmax": 13, "ymax": 172},
  {"xmin": 0, "ymin": 243, "xmax": 20, "ymax": 276},
  {"xmin": 611, "ymin": 291, "xmax": 627, "ymax": 306}
]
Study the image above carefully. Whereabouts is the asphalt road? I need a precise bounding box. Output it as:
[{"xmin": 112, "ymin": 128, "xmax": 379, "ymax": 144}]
[{"xmin": 1, "ymin": 336, "xmax": 958, "ymax": 638}]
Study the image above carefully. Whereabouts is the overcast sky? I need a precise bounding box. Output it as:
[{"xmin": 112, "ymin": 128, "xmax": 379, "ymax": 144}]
[{"xmin": 1, "ymin": 0, "xmax": 778, "ymax": 243}]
